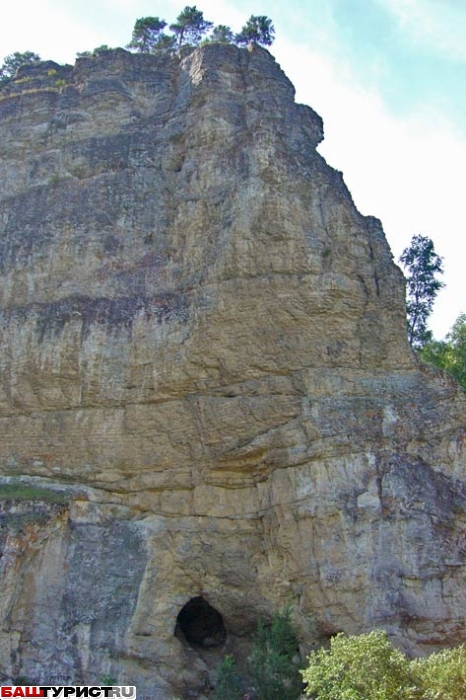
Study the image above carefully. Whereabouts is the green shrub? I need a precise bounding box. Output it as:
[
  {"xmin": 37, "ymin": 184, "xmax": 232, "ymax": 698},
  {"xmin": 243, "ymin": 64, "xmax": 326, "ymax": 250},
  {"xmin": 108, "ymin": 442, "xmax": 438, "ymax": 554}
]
[
  {"xmin": 411, "ymin": 645, "xmax": 466, "ymax": 699},
  {"xmin": 213, "ymin": 607, "xmax": 302, "ymax": 699},
  {"xmin": 302, "ymin": 630, "xmax": 466, "ymax": 700},
  {"xmin": 214, "ymin": 621, "xmax": 466, "ymax": 699},
  {"xmin": 248, "ymin": 606, "xmax": 302, "ymax": 700},
  {"xmin": 301, "ymin": 630, "xmax": 420, "ymax": 700},
  {"xmin": 213, "ymin": 654, "xmax": 243, "ymax": 700}
]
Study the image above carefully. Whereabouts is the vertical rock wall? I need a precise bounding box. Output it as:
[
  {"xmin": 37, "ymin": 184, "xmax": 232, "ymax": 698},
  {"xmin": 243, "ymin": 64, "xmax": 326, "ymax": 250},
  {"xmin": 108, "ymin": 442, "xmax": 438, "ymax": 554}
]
[{"xmin": 0, "ymin": 44, "xmax": 465, "ymax": 697}]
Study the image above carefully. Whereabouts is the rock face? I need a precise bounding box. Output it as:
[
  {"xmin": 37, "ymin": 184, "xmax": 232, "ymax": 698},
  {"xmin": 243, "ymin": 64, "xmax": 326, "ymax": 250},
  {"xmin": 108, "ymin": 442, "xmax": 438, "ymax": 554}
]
[{"xmin": 0, "ymin": 45, "xmax": 465, "ymax": 697}]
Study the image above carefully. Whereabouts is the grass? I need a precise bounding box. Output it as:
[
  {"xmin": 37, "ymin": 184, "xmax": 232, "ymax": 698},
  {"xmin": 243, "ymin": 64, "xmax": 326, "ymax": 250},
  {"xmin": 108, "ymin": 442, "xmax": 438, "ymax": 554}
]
[{"xmin": 0, "ymin": 483, "xmax": 69, "ymax": 503}]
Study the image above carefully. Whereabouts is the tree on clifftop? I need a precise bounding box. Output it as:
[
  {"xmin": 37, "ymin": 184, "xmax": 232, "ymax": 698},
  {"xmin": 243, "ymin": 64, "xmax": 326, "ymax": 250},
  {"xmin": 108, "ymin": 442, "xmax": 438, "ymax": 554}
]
[
  {"xmin": 399, "ymin": 234, "xmax": 444, "ymax": 348},
  {"xmin": 236, "ymin": 15, "xmax": 275, "ymax": 46},
  {"xmin": 126, "ymin": 17, "xmax": 168, "ymax": 52},
  {"xmin": 169, "ymin": 6, "xmax": 213, "ymax": 48},
  {"xmin": 207, "ymin": 25, "xmax": 235, "ymax": 44},
  {"xmin": 125, "ymin": 9, "xmax": 275, "ymax": 54},
  {"xmin": 0, "ymin": 51, "xmax": 41, "ymax": 81}
]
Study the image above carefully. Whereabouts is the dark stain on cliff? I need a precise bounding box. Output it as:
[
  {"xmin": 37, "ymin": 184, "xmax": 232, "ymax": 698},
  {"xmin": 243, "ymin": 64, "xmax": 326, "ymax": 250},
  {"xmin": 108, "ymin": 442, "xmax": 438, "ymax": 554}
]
[{"xmin": 0, "ymin": 293, "xmax": 190, "ymax": 341}]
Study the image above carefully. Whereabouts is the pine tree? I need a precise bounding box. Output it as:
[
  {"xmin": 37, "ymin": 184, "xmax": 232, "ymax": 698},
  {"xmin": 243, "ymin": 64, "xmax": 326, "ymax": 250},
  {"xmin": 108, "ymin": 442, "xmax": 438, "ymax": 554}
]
[
  {"xmin": 0, "ymin": 51, "xmax": 41, "ymax": 81},
  {"xmin": 236, "ymin": 16, "xmax": 275, "ymax": 47},
  {"xmin": 208, "ymin": 25, "xmax": 235, "ymax": 44},
  {"xmin": 169, "ymin": 6, "xmax": 213, "ymax": 48},
  {"xmin": 126, "ymin": 17, "xmax": 168, "ymax": 53}
]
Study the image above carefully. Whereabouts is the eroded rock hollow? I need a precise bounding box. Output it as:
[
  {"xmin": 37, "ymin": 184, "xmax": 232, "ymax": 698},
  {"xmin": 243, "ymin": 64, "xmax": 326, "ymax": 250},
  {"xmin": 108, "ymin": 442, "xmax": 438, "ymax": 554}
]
[{"xmin": 0, "ymin": 44, "xmax": 465, "ymax": 697}]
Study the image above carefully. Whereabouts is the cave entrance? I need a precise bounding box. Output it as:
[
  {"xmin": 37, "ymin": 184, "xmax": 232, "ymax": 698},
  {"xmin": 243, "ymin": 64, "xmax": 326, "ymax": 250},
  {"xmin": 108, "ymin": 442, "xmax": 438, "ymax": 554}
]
[{"xmin": 175, "ymin": 597, "xmax": 227, "ymax": 649}]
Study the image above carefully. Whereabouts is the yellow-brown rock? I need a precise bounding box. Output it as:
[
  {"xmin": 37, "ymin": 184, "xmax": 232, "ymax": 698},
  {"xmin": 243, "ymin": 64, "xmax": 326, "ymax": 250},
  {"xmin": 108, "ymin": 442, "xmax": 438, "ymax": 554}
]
[{"xmin": 0, "ymin": 45, "xmax": 465, "ymax": 698}]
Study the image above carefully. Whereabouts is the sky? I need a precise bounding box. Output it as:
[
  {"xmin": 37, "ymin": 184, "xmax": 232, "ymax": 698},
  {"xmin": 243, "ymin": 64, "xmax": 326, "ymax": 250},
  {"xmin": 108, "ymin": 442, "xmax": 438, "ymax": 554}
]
[{"xmin": 1, "ymin": 0, "xmax": 465, "ymax": 338}]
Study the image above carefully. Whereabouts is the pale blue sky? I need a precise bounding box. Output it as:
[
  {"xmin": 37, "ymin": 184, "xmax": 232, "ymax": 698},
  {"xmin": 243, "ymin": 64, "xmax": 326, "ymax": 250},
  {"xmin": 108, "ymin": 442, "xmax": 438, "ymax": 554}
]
[{"xmin": 1, "ymin": 0, "xmax": 465, "ymax": 338}]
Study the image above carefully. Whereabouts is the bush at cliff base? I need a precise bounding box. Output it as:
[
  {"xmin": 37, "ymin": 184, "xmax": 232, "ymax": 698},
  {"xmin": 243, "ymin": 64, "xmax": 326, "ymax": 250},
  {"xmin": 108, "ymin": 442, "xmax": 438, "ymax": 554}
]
[
  {"xmin": 214, "ymin": 607, "xmax": 302, "ymax": 700},
  {"xmin": 411, "ymin": 645, "xmax": 466, "ymax": 700},
  {"xmin": 247, "ymin": 607, "xmax": 303, "ymax": 700},
  {"xmin": 301, "ymin": 630, "xmax": 466, "ymax": 699},
  {"xmin": 301, "ymin": 631, "xmax": 416, "ymax": 699}
]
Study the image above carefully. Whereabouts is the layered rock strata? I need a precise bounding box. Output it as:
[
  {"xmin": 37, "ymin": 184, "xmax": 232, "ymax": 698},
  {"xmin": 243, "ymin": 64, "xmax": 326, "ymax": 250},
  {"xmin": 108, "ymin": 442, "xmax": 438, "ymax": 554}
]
[{"xmin": 0, "ymin": 45, "xmax": 465, "ymax": 697}]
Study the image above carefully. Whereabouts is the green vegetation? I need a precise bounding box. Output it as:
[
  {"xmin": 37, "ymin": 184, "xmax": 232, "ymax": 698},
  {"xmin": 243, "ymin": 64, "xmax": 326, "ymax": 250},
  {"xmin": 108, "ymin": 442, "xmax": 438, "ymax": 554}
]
[
  {"xmin": 248, "ymin": 606, "xmax": 303, "ymax": 699},
  {"xmin": 0, "ymin": 483, "xmax": 68, "ymax": 503},
  {"xmin": 126, "ymin": 17, "xmax": 170, "ymax": 53},
  {"xmin": 302, "ymin": 630, "xmax": 417, "ymax": 699},
  {"xmin": 398, "ymin": 234, "xmax": 466, "ymax": 391},
  {"xmin": 411, "ymin": 644, "xmax": 466, "ymax": 700},
  {"xmin": 1, "ymin": 7, "xmax": 275, "ymax": 83},
  {"xmin": 0, "ymin": 51, "xmax": 41, "ymax": 82},
  {"xmin": 213, "ymin": 655, "xmax": 243, "ymax": 700},
  {"xmin": 126, "ymin": 6, "xmax": 275, "ymax": 55},
  {"xmin": 399, "ymin": 234, "xmax": 444, "ymax": 349},
  {"xmin": 169, "ymin": 6, "xmax": 214, "ymax": 48},
  {"xmin": 420, "ymin": 312, "xmax": 466, "ymax": 390},
  {"xmin": 77, "ymin": 45, "xmax": 114, "ymax": 58},
  {"xmin": 214, "ymin": 607, "xmax": 302, "ymax": 700},
  {"xmin": 236, "ymin": 16, "xmax": 275, "ymax": 47},
  {"xmin": 99, "ymin": 675, "xmax": 118, "ymax": 686},
  {"xmin": 205, "ymin": 25, "xmax": 236, "ymax": 45},
  {"xmin": 301, "ymin": 630, "xmax": 466, "ymax": 699},
  {"xmin": 213, "ymin": 627, "xmax": 466, "ymax": 698}
]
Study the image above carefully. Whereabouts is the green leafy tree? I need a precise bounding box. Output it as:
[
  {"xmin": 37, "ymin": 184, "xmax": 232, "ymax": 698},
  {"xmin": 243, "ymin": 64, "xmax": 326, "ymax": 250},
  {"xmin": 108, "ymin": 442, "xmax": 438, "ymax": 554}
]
[
  {"xmin": 0, "ymin": 51, "xmax": 41, "ymax": 81},
  {"xmin": 444, "ymin": 313, "xmax": 466, "ymax": 387},
  {"xmin": 399, "ymin": 234, "xmax": 444, "ymax": 348},
  {"xmin": 420, "ymin": 338, "xmax": 450, "ymax": 370},
  {"xmin": 248, "ymin": 606, "xmax": 302, "ymax": 700},
  {"xmin": 302, "ymin": 630, "xmax": 420, "ymax": 700},
  {"xmin": 208, "ymin": 25, "xmax": 235, "ymax": 44},
  {"xmin": 213, "ymin": 654, "xmax": 244, "ymax": 700},
  {"xmin": 169, "ymin": 6, "xmax": 213, "ymax": 48},
  {"xmin": 236, "ymin": 15, "xmax": 275, "ymax": 46},
  {"xmin": 420, "ymin": 312, "xmax": 466, "ymax": 390},
  {"xmin": 127, "ymin": 17, "xmax": 168, "ymax": 52}
]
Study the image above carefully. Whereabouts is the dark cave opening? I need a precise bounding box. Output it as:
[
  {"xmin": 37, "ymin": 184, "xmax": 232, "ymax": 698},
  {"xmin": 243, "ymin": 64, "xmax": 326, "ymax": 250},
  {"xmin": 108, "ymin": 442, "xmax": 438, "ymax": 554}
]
[{"xmin": 175, "ymin": 596, "xmax": 227, "ymax": 649}]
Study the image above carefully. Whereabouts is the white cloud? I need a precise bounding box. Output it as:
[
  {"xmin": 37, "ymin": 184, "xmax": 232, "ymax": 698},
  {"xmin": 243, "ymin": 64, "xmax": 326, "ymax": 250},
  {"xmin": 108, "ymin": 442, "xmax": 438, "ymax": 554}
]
[
  {"xmin": 377, "ymin": 0, "xmax": 466, "ymax": 61},
  {"xmin": 0, "ymin": 0, "xmax": 105, "ymax": 62}
]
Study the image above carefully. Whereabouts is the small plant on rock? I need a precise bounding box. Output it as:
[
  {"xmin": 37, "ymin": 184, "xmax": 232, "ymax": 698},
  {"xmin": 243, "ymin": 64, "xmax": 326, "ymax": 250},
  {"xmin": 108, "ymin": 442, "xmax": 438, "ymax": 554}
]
[{"xmin": 213, "ymin": 654, "xmax": 244, "ymax": 700}]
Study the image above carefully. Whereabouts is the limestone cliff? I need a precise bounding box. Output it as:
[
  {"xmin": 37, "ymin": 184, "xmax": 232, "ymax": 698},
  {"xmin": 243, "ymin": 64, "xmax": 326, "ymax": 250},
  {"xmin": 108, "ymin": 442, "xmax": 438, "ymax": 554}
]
[{"xmin": 0, "ymin": 44, "xmax": 465, "ymax": 698}]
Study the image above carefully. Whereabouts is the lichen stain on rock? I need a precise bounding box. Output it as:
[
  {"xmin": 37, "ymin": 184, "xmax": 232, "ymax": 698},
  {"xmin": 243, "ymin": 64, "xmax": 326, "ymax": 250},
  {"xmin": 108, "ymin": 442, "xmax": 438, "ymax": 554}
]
[{"xmin": 0, "ymin": 44, "xmax": 466, "ymax": 697}]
